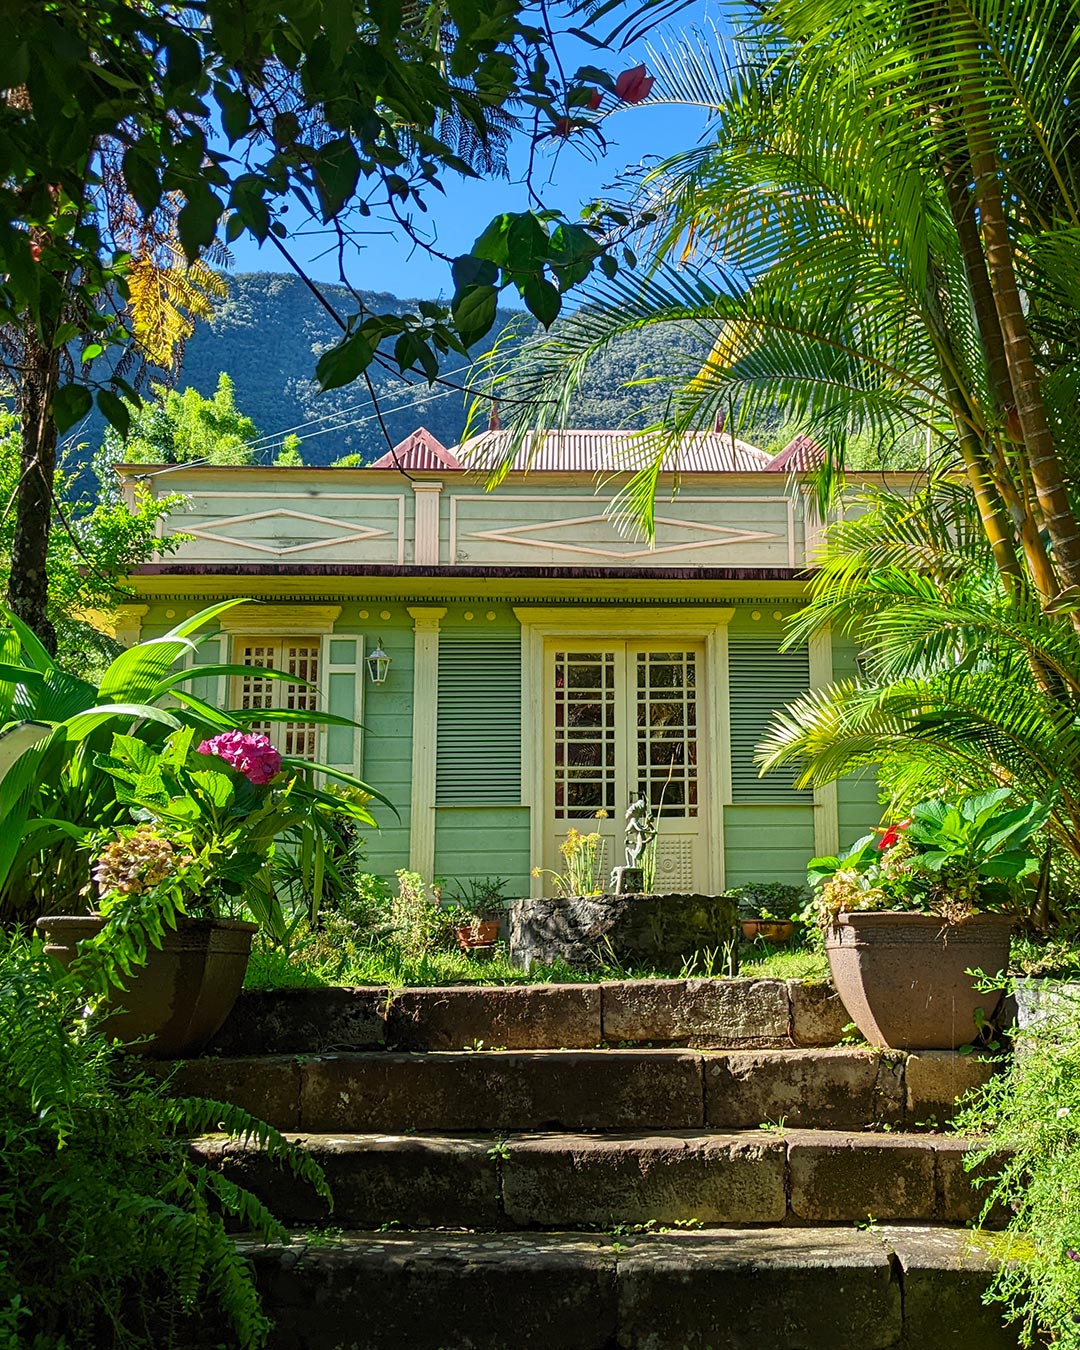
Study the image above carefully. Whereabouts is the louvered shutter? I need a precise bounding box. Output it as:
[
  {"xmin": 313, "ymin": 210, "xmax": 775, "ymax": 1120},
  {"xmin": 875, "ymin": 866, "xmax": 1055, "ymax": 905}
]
[
  {"xmin": 728, "ymin": 635, "xmax": 812, "ymax": 803},
  {"xmin": 436, "ymin": 635, "xmax": 521, "ymax": 804},
  {"xmin": 324, "ymin": 637, "xmax": 363, "ymax": 771},
  {"xmin": 177, "ymin": 637, "xmax": 223, "ymax": 711}
]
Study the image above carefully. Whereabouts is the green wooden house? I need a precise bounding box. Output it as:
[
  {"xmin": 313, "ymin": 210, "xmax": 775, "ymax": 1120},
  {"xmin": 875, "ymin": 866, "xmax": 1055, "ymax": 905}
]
[{"xmin": 115, "ymin": 425, "xmax": 901, "ymax": 898}]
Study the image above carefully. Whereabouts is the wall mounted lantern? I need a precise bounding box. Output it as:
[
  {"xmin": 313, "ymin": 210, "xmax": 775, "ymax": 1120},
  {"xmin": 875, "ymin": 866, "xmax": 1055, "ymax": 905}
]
[{"xmin": 365, "ymin": 639, "xmax": 392, "ymax": 685}]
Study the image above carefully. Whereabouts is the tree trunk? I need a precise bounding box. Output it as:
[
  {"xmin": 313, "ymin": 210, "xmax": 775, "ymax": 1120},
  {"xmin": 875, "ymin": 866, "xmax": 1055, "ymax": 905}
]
[
  {"xmin": 953, "ymin": 4, "xmax": 1080, "ymax": 598},
  {"xmin": 8, "ymin": 328, "xmax": 59, "ymax": 655}
]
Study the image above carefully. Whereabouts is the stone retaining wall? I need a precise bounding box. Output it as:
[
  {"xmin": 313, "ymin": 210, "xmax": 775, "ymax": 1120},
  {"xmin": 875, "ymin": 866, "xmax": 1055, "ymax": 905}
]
[{"xmin": 208, "ymin": 977, "xmax": 848, "ymax": 1055}]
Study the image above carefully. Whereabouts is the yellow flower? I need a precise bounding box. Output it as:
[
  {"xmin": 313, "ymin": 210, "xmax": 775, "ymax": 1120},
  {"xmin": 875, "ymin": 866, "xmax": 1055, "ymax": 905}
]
[{"xmin": 595, "ymin": 808, "xmax": 609, "ymax": 819}]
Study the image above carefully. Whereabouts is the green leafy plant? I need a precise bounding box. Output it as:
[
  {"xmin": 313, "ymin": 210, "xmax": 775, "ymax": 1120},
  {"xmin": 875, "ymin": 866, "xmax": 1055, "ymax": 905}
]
[
  {"xmin": 532, "ymin": 825, "xmax": 608, "ymax": 897},
  {"xmin": 0, "ymin": 932, "xmax": 328, "ymax": 1347},
  {"xmin": 0, "ymin": 600, "xmax": 386, "ymax": 930},
  {"xmin": 806, "ymin": 789, "xmax": 1049, "ymax": 925},
  {"xmin": 954, "ymin": 997, "xmax": 1080, "ymax": 1350}
]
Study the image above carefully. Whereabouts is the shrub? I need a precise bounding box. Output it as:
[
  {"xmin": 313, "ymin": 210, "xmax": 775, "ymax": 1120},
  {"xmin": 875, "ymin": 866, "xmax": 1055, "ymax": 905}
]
[
  {"xmin": 954, "ymin": 1000, "xmax": 1080, "ymax": 1349},
  {"xmin": 0, "ymin": 933, "xmax": 328, "ymax": 1348}
]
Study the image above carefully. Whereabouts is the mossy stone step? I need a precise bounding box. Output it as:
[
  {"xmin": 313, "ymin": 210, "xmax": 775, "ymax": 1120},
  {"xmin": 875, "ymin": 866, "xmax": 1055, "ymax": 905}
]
[
  {"xmin": 194, "ymin": 1128, "xmax": 998, "ymax": 1229},
  {"xmin": 224, "ymin": 1227, "xmax": 1019, "ymax": 1349},
  {"xmin": 163, "ymin": 1047, "xmax": 998, "ymax": 1134},
  {"xmin": 207, "ymin": 978, "xmax": 848, "ymax": 1055}
]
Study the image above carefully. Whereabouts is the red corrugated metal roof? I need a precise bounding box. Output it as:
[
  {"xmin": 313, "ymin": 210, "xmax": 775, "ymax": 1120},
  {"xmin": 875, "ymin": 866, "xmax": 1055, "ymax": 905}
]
[
  {"xmin": 767, "ymin": 434, "xmax": 824, "ymax": 473},
  {"xmin": 369, "ymin": 427, "xmax": 463, "ymax": 470},
  {"xmin": 453, "ymin": 428, "xmax": 771, "ymax": 473}
]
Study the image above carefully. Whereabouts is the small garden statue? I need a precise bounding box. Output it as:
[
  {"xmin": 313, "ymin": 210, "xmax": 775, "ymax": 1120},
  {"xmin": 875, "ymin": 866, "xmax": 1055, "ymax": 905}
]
[
  {"xmin": 610, "ymin": 790, "xmax": 656, "ymax": 894},
  {"xmin": 624, "ymin": 790, "xmax": 656, "ymax": 867}
]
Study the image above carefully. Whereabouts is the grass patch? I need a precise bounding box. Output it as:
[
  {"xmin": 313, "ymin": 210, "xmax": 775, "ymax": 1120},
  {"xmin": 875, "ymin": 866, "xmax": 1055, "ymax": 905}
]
[{"xmin": 245, "ymin": 932, "xmax": 832, "ymax": 990}]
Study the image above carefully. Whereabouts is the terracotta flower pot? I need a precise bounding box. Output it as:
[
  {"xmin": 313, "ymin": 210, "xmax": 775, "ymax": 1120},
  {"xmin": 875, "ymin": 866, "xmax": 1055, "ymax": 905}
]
[
  {"xmin": 456, "ymin": 920, "xmax": 501, "ymax": 951},
  {"xmin": 36, "ymin": 914, "xmax": 256, "ymax": 1058},
  {"xmin": 825, "ymin": 910, "xmax": 1013, "ymax": 1050},
  {"xmin": 740, "ymin": 919, "xmax": 794, "ymax": 944}
]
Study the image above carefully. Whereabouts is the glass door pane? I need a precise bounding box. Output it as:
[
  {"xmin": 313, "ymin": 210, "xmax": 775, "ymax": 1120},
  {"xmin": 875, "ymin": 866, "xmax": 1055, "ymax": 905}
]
[
  {"xmin": 634, "ymin": 649, "xmax": 698, "ymax": 817},
  {"xmin": 553, "ymin": 649, "xmax": 618, "ymax": 819}
]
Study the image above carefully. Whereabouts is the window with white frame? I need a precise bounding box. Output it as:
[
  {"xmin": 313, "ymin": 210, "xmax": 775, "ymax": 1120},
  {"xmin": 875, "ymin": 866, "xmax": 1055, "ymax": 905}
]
[{"xmin": 231, "ymin": 638, "xmax": 321, "ymax": 760}]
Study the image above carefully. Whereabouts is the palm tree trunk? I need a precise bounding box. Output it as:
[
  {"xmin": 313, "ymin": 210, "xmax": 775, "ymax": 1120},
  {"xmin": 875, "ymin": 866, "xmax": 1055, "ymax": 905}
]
[
  {"xmin": 953, "ymin": 4, "xmax": 1080, "ymax": 597},
  {"xmin": 8, "ymin": 327, "xmax": 59, "ymax": 655}
]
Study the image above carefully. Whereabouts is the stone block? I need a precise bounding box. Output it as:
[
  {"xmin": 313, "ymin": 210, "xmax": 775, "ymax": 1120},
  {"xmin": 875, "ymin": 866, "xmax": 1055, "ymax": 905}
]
[
  {"xmin": 879, "ymin": 1226, "xmax": 1021, "ymax": 1348},
  {"xmin": 616, "ymin": 1228, "xmax": 901, "ymax": 1350},
  {"xmin": 249, "ymin": 1232, "xmax": 619, "ymax": 1349},
  {"xmin": 152, "ymin": 1055, "xmax": 302, "ymax": 1129},
  {"xmin": 788, "ymin": 980, "xmax": 848, "ymax": 1046},
  {"xmin": 509, "ymin": 894, "xmax": 738, "ymax": 976},
  {"xmin": 904, "ymin": 1050, "xmax": 1001, "ymax": 1126},
  {"xmin": 387, "ymin": 984, "xmax": 601, "ymax": 1051},
  {"xmin": 502, "ymin": 1132, "xmax": 786, "ymax": 1227},
  {"xmin": 787, "ymin": 1131, "xmax": 937, "ymax": 1222},
  {"xmin": 602, "ymin": 979, "xmax": 790, "ymax": 1046},
  {"xmin": 704, "ymin": 1048, "xmax": 905, "ymax": 1130},
  {"xmin": 207, "ymin": 987, "xmax": 388, "ymax": 1056},
  {"xmin": 933, "ymin": 1137, "xmax": 1008, "ymax": 1226},
  {"xmin": 299, "ymin": 1050, "xmax": 705, "ymax": 1133},
  {"xmin": 196, "ymin": 1133, "xmax": 500, "ymax": 1229}
]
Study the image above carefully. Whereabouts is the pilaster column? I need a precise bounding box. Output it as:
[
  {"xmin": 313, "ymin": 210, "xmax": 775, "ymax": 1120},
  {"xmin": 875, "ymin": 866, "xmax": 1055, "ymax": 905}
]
[
  {"xmin": 809, "ymin": 628, "xmax": 840, "ymax": 855},
  {"xmin": 407, "ymin": 606, "xmax": 446, "ymax": 878},
  {"xmin": 412, "ymin": 482, "xmax": 443, "ymax": 566},
  {"xmin": 113, "ymin": 604, "xmax": 149, "ymax": 649}
]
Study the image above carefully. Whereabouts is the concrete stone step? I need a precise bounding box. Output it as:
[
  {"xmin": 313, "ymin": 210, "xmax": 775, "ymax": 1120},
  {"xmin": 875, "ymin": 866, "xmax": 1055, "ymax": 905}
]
[
  {"xmin": 195, "ymin": 1128, "xmax": 996, "ymax": 1229},
  {"xmin": 231, "ymin": 1226, "xmax": 1019, "ymax": 1349},
  {"xmin": 207, "ymin": 977, "xmax": 849, "ymax": 1055},
  {"xmin": 165, "ymin": 1046, "xmax": 999, "ymax": 1134}
]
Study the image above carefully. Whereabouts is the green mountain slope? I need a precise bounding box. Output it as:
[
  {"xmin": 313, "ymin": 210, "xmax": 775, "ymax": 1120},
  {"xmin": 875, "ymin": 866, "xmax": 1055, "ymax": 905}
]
[{"xmin": 174, "ymin": 272, "xmax": 714, "ymax": 463}]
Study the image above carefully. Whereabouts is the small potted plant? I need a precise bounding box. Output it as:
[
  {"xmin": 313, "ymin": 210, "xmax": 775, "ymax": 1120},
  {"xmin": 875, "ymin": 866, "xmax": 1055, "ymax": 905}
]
[
  {"xmin": 740, "ymin": 911, "xmax": 796, "ymax": 944},
  {"xmin": 37, "ymin": 725, "xmax": 375, "ymax": 1056},
  {"xmin": 736, "ymin": 883, "xmax": 805, "ymax": 944},
  {"xmin": 445, "ymin": 877, "xmax": 508, "ymax": 951},
  {"xmin": 807, "ymin": 788, "xmax": 1049, "ymax": 1050}
]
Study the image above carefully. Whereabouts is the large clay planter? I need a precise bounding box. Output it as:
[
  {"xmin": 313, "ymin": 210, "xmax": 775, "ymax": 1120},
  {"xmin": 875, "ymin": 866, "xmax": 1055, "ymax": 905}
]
[
  {"xmin": 825, "ymin": 911, "xmax": 1013, "ymax": 1050},
  {"xmin": 36, "ymin": 914, "xmax": 257, "ymax": 1058}
]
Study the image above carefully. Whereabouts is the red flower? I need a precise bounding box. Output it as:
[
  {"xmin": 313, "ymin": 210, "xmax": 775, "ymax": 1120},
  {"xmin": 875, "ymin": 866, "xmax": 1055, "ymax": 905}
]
[
  {"xmin": 587, "ymin": 87, "xmax": 603, "ymax": 111},
  {"xmin": 29, "ymin": 241, "xmax": 41, "ymax": 263},
  {"xmin": 614, "ymin": 64, "xmax": 654, "ymax": 103},
  {"xmin": 877, "ymin": 818, "xmax": 912, "ymax": 851},
  {"xmin": 551, "ymin": 115, "xmax": 576, "ymax": 138}
]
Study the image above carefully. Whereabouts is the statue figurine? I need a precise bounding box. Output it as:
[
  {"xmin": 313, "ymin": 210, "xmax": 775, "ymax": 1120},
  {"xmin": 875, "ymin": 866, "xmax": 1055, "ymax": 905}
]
[{"xmin": 624, "ymin": 790, "xmax": 656, "ymax": 868}]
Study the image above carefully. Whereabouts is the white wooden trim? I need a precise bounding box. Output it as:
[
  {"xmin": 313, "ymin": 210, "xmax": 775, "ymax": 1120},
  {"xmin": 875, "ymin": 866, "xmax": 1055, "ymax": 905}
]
[
  {"xmin": 407, "ymin": 606, "xmax": 446, "ymax": 879},
  {"xmin": 706, "ymin": 624, "xmax": 730, "ymax": 893},
  {"xmin": 809, "ymin": 627, "xmax": 840, "ymax": 856},
  {"xmin": 451, "ymin": 494, "xmax": 791, "ymax": 562},
  {"xmin": 515, "ymin": 607, "xmax": 735, "ymax": 894},
  {"xmin": 521, "ymin": 622, "xmax": 545, "ymax": 896},
  {"xmin": 217, "ymin": 604, "xmax": 341, "ymax": 636},
  {"xmin": 412, "ymin": 483, "xmax": 443, "ymax": 566}
]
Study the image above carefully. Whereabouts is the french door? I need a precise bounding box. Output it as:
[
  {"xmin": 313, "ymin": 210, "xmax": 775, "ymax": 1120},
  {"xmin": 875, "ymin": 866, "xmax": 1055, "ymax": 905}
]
[{"xmin": 544, "ymin": 642, "xmax": 706, "ymax": 893}]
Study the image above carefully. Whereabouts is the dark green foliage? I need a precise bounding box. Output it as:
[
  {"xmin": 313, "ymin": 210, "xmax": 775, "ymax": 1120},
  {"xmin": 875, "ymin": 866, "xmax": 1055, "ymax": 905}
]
[
  {"xmin": 955, "ymin": 1002, "xmax": 1080, "ymax": 1349},
  {"xmin": 0, "ymin": 933, "xmax": 329, "ymax": 1348},
  {"xmin": 107, "ymin": 274, "xmax": 716, "ymax": 469}
]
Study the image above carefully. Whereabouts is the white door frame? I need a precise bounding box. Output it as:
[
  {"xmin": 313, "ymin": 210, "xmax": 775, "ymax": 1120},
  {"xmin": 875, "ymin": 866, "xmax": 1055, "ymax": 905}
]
[{"xmin": 515, "ymin": 606, "xmax": 735, "ymax": 896}]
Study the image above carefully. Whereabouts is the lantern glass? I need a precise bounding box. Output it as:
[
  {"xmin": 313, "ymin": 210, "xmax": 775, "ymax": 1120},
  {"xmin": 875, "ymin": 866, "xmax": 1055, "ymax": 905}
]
[{"xmin": 366, "ymin": 639, "xmax": 392, "ymax": 685}]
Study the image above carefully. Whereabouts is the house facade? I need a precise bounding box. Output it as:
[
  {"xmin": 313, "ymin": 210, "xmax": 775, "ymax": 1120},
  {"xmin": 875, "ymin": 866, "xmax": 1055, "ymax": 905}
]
[{"xmin": 116, "ymin": 426, "xmax": 896, "ymax": 898}]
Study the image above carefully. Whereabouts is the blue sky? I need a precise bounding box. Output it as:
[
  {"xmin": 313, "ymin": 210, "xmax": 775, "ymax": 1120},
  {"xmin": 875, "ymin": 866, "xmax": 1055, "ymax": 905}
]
[{"xmin": 226, "ymin": 4, "xmax": 725, "ymax": 301}]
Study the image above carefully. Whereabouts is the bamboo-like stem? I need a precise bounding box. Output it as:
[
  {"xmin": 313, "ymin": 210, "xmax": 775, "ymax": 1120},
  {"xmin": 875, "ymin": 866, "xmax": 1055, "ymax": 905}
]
[{"xmin": 952, "ymin": 1, "xmax": 1080, "ymax": 602}]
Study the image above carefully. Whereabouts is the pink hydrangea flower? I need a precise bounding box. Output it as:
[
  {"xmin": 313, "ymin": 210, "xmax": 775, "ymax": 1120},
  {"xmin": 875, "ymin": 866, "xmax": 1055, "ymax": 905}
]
[{"xmin": 198, "ymin": 730, "xmax": 282, "ymax": 785}]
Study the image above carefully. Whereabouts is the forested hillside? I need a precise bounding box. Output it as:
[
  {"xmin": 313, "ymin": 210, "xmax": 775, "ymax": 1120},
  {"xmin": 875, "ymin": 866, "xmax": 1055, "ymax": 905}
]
[{"xmin": 172, "ymin": 272, "xmax": 716, "ymax": 464}]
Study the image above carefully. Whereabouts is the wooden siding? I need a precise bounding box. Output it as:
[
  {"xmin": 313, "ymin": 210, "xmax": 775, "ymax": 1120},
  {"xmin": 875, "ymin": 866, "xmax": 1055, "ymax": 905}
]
[{"xmin": 129, "ymin": 598, "xmax": 880, "ymax": 898}]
